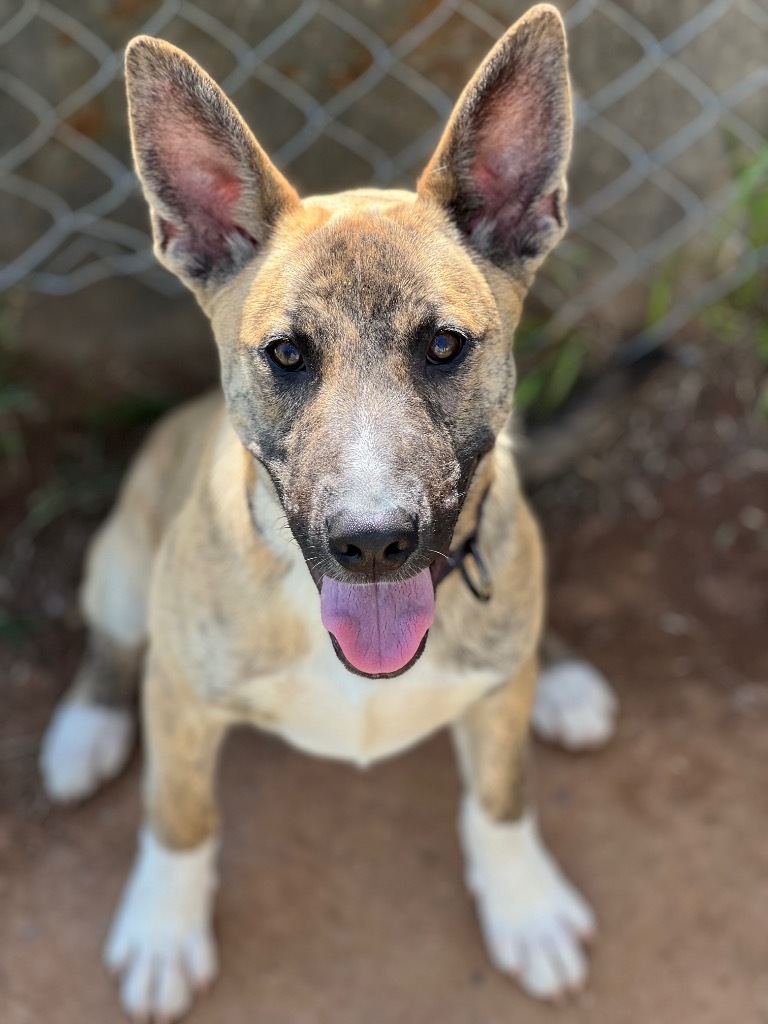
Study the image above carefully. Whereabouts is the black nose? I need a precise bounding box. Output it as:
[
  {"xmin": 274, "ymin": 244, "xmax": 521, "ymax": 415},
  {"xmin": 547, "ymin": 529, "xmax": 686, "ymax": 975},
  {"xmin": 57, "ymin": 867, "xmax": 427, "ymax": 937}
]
[{"xmin": 327, "ymin": 508, "xmax": 418, "ymax": 577}]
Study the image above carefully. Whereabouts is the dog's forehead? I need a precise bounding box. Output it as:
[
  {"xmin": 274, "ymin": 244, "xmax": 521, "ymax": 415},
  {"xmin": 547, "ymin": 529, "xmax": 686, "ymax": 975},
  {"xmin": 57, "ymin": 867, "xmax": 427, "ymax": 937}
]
[{"xmin": 239, "ymin": 191, "xmax": 495, "ymax": 343}]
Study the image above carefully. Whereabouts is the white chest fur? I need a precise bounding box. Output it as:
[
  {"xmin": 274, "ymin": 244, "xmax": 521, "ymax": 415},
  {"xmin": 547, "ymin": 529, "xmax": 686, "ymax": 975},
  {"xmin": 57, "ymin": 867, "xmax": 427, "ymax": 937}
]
[
  {"xmin": 243, "ymin": 643, "xmax": 500, "ymax": 768},
  {"xmin": 238, "ymin": 561, "xmax": 501, "ymax": 767}
]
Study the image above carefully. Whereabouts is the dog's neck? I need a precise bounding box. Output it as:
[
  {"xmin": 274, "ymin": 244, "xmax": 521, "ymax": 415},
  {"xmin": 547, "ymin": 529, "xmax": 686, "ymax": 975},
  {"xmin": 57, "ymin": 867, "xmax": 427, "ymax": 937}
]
[
  {"xmin": 243, "ymin": 455, "xmax": 300, "ymax": 564},
  {"xmin": 452, "ymin": 451, "xmax": 496, "ymax": 549}
]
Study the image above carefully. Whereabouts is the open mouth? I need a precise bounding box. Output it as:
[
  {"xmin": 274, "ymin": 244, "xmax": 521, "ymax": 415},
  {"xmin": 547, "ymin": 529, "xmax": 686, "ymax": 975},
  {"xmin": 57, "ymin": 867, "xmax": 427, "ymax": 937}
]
[{"xmin": 320, "ymin": 567, "xmax": 436, "ymax": 678}]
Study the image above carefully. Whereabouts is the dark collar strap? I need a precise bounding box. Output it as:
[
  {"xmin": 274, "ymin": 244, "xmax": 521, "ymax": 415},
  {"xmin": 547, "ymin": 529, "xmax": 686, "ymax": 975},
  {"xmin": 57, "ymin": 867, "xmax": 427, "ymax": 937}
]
[{"xmin": 433, "ymin": 483, "xmax": 493, "ymax": 602}]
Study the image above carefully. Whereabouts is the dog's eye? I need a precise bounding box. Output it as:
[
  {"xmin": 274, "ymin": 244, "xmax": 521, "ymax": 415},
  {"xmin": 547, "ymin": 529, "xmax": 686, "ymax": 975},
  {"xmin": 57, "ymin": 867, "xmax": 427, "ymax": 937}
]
[
  {"xmin": 427, "ymin": 330, "xmax": 464, "ymax": 365},
  {"xmin": 267, "ymin": 338, "xmax": 305, "ymax": 372}
]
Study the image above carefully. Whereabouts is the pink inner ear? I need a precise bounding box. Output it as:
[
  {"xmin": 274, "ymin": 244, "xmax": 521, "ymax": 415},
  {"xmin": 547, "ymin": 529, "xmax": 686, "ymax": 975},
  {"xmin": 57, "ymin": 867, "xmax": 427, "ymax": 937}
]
[
  {"xmin": 472, "ymin": 162, "xmax": 516, "ymax": 218},
  {"xmin": 159, "ymin": 161, "xmax": 243, "ymax": 253},
  {"xmin": 171, "ymin": 157, "xmax": 242, "ymax": 209},
  {"xmin": 132, "ymin": 65, "xmax": 275, "ymax": 280},
  {"xmin": 149, "ymin": 105, "xmax": 250, "ymax": 260},
  {"xmin": 164, "ymin": 125, "xmax": 244, "ymax": 220},
  {"xmin": 466, "ymin": 85, "xmax": 561, "ymax": 255}
]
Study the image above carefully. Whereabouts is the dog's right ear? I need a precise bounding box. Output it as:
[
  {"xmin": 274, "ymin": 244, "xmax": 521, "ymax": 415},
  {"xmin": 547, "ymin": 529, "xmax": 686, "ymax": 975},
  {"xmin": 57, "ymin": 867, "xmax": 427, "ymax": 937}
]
[{"xmin": 125, "ymin": 36, "xmax": 298, "ymax": 299}]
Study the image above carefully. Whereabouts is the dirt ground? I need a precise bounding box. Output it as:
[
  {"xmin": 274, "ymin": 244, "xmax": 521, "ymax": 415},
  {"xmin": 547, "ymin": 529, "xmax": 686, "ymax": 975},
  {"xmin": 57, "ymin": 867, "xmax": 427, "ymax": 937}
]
[{"xmin": 1, "ymin": 351, "xmax": 767, "ymax": 1024}]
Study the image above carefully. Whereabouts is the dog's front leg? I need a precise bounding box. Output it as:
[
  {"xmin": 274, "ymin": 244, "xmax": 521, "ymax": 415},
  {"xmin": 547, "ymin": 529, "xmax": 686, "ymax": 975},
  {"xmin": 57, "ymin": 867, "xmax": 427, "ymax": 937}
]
[
  {"xmin": 105, "ymin": 656, "xmax": 227, "ymax": 1022},
  {"xmin": 453, "ymin": 656, "xmax": 595, "ymax": 1001}
]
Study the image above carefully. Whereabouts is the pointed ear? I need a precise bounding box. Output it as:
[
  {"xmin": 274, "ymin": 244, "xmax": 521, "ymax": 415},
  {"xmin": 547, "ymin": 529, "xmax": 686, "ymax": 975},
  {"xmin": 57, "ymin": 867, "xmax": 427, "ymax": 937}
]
[
  {"xmin": 125, "ymin": 36, "xmax": 299, "ymax": 297},
  {"xmin": 417, "ymin": 4, "xmax": 572, "ymax": 275}
]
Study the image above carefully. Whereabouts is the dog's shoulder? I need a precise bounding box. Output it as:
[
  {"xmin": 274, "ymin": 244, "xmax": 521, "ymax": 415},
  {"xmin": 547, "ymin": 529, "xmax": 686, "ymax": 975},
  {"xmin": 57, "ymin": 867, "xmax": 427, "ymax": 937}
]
[{"xmin": 147, "ymin": 407, "xmax": 307, "ymax": 684}]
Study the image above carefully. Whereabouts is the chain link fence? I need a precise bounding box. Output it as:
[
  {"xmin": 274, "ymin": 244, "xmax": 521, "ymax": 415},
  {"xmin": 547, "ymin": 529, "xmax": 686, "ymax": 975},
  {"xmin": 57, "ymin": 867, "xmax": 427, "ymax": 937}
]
[{"xmin": 1, "ymin": 0, "xmax": 767, "ymax": 371}]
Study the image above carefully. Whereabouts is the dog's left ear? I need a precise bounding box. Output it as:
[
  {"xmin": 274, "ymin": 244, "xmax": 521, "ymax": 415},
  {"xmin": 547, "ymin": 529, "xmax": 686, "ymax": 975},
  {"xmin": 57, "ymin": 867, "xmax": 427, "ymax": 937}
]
[{"xmin": 418, "ymin": 4, "xmax": 572, "ymax": 275}]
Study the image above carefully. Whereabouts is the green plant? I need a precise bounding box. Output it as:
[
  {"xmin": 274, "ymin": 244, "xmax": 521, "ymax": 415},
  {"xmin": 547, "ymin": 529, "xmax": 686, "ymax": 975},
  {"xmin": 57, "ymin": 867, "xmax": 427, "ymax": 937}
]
[
  {"xmin": 0, "ymin": 384, "xmax": 41, "ymax": 474},
  {"xmin": 514, "ymin": 323, "xmax": 588, "ymax": 421},
  {"xmin": 641, "ymin": 141, "xmax": 768, "ymax": 419},
  {"xmin": 23, "ymin": 464, "xmax": 121, "ymax": 535}
]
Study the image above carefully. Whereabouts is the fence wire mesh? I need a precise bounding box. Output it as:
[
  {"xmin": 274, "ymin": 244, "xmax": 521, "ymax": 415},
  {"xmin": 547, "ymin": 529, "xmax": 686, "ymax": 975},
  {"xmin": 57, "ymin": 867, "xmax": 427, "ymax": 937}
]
[{"xmin": 1, "ymin": 0, "xmax": 767, "ymax": 356}]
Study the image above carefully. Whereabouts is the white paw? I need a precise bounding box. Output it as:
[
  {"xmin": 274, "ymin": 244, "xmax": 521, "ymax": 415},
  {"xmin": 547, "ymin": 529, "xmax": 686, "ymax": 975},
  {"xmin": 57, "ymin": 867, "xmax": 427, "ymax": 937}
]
[
  {"xmin": 40, "ymin": 700, "xmax": 135, "ymax": 802},
  {"xmin": 532, "ymin": 660, "xmax": 618, "ymax": 751},
  {"xmin": 459, "ymin": 798, "xmax": 595, "ymax": 1001},
  {"xmin": 105, "ymin": 829, "xmax": 219, "ymax": 1023}
]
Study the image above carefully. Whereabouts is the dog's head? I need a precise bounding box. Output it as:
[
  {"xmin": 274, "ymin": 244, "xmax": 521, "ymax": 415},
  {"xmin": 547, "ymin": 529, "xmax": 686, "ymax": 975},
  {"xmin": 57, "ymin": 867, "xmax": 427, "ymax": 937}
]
[{"xmin": 125, "ymin": 5, "xmax": 571, "ymax": 679}]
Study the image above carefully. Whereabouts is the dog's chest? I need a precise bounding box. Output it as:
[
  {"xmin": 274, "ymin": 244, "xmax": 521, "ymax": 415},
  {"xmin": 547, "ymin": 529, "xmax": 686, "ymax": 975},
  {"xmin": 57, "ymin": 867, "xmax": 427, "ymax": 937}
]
[
  {"xmin": 242, "ymin": 652, "xmax": 498, "ymax": 766},
  {"xmin": 234, "ymin": 568, "xmax": 500, "ymax": 766}
]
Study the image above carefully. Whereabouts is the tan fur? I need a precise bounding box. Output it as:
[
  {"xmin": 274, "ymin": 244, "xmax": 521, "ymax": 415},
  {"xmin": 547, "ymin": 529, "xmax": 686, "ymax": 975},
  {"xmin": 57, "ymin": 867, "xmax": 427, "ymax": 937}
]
[
  {"xmin": 453, "ymin": 654, "xmax": 539, "ymax": 822},
  {"xmin": 73, "ymin": 377, "xmax": 545, "ymax": 842},
  {"xmin": 62, "ymin": 1, "xmax": 566, "ymax": 848},
  {"xmin": 42, "ymin": 8, "xmax": 603, "ymax": 1015},
  {"xmin": 143, "ymin": 651, "xmax": 228, "ymax": 849}
]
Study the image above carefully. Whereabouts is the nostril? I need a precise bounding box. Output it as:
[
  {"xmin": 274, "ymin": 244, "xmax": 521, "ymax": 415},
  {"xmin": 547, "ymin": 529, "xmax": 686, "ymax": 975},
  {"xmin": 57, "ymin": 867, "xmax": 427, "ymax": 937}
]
[
  {"xmin": 340, "ymin": 542, "xmax": 363, "ymax": 561},
  {"xmin": 384, "ymin": 539, "xmax": 408, "ymax": 560},
  {"xmin": 382, "ymin": 532, "xmax": 418, "ymax": 567}
]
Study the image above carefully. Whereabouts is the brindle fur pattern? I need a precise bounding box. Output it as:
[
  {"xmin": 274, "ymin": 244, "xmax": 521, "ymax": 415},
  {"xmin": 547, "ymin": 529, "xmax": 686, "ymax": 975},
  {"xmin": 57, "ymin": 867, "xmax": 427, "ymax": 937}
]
[
  {"xmin": 44, "ymin": 7, "xmax": 605, "ymax": 1015},
  {"xmin": 219, "ymin": 193, "xmax": 519, "ymax": 581},
  {"xmin": 85, "ymin": 3, "xmax": 573, "ymax": 831}
]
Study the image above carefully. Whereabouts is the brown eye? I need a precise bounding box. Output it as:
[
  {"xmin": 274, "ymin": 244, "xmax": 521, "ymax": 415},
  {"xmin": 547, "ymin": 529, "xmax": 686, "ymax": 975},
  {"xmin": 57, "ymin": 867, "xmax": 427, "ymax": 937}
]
[
  {"xmin": 427, "ymin": 330, "xmax": 464, "ymax": 365},
  {"xmin": 267, "ymin": 338, "xmax": 305, "ymax": 371}
]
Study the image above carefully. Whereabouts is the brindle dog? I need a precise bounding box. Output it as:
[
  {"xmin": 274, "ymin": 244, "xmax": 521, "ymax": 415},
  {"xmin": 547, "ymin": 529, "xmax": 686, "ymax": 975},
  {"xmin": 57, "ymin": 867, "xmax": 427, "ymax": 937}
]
[{"xmin": 40, "ymin": 6, "xmax": 617, "ymax": 1019}]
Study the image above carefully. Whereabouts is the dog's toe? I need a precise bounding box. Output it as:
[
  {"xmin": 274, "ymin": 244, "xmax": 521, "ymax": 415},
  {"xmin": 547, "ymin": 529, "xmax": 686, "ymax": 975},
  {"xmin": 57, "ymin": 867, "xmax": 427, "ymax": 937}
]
[
  {"xmin": 482, "ymin": 883, "xmax": 592, "ymax": 1000},
  {"xmin": 105, "ymin": 829, "xmax": 219, "ymax": 1022},
  {"xmin": 183, "ymin": 929, "xmax": 218, "ymax": 992},
  {"xmin": 525, "ymin": 920, "xmax": 587, "ymax": 997},
  {"xmin": 40, "ymin": 701, "xmax": 135, "ymax": 803},
  {"xmin": 460, "ymin": 798, "xmax": 595, "ymax": 1002},
  {"xmin": 532, "ymin": 660, "xmax": 617, "ymax": 751},
  {"xmin": 119, "ymin": 947, "xmax": 197, "ymax": 1023},
  {"xmin": 108, "ymin": 930, "xmax": 215, "ymax": 1023}
]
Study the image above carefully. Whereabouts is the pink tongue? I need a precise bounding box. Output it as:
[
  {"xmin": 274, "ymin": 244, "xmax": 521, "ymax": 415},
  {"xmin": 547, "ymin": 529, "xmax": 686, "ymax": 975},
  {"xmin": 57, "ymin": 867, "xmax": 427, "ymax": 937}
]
[{"xmin": 321, "ymin": 568, "xmax": 435, "ymax": 676}]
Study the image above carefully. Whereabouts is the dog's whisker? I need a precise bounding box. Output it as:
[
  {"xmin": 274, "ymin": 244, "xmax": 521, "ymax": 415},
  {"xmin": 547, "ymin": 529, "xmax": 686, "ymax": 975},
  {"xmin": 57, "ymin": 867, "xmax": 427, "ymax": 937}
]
[{"xmin": 424, "ymin": 547, "xmax": 447, "ymax": 559}]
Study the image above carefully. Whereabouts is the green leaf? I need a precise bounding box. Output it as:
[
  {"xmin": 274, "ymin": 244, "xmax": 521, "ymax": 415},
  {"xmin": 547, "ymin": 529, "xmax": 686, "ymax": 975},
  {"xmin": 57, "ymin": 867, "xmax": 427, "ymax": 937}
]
[
  {"xmin": 515, "ymin": 371, "xmax": 546, "ymax": 413},
  {"xmin": 646, "ymin": 277, "xmax": 672, "ymax": 328},
  {"xmin": 756, "ymin": 326, "xmax": 768, "ymax": 364},
  {"xmin": 540, "ymin": 340, "xmax": 585, "ymax": 415},
  {"xmin": 0, "ymin": 610, "xmax": 33, "ymax": 645},
  {"xmin": 0, "ymin": 385, "xmax": 38, "ymax": 416}
]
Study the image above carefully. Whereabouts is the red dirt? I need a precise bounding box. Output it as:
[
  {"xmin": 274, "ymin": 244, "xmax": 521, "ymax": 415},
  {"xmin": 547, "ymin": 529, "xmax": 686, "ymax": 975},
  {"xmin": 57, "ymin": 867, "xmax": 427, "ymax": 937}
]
[{"xmin": 1, "ymin": 355, "xmax": 766, "ymax": 1023}]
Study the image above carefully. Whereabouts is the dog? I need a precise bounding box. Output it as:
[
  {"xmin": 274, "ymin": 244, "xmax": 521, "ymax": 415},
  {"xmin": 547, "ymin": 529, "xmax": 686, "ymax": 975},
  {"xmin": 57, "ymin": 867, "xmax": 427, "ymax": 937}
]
[{"xmin": 39, "ymin": 6, "xmax": 617, "ymax": 1019}]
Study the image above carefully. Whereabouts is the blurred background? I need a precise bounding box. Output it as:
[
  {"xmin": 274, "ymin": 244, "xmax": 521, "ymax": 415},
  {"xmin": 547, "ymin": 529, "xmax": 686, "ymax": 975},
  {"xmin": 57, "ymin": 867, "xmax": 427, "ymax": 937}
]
[
  {"xmin": 1, "ymin": 2, "xmax": 767, "ymax": 1023},
  {"xmin": 2, "ymin": 0, "xmax": 768, "ymax": 404}
]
